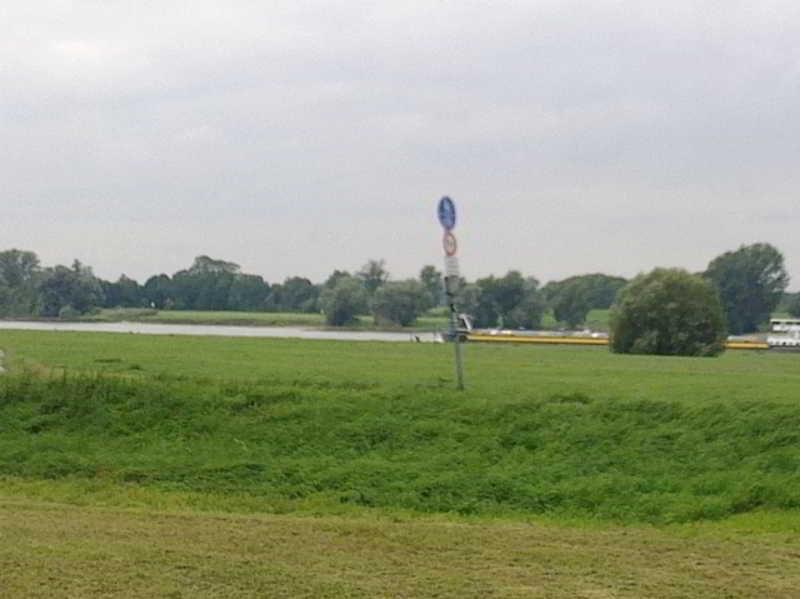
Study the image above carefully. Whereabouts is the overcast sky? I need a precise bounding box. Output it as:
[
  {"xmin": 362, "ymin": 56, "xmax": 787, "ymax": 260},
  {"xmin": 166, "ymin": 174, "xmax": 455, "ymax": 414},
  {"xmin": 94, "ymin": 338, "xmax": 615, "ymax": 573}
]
[{"xmin": 2, "ymin": 1, "xmax": 799, "ymax": 287}]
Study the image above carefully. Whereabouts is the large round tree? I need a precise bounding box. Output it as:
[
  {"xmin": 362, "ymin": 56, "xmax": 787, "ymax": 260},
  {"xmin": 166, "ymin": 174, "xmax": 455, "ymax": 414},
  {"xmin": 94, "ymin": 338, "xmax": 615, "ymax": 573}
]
[{"xmin": 610, "ymin": 268, "xmax": 727, "ymax": 357}]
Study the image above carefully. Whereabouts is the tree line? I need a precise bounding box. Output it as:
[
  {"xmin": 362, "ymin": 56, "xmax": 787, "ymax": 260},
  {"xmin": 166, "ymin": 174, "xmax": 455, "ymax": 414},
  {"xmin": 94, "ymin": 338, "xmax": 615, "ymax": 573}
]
[
  {"xmin": 0, "ymin": 251, "xmax": 621, "ymax": 328},
  {"xmin": 610, "ymin": 243, "xmax": 791, "ymax": 356},
  {"xmin": 0, "ymin": 243, "xmax": 794, "ymax": 335}
]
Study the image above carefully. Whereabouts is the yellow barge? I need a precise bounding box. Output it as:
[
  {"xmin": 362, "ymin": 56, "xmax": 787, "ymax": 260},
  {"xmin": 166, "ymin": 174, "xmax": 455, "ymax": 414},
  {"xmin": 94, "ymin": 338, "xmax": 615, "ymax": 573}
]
[{"xmin": 466, "ymin": 333, "xmax": 769, "ymax": 351}]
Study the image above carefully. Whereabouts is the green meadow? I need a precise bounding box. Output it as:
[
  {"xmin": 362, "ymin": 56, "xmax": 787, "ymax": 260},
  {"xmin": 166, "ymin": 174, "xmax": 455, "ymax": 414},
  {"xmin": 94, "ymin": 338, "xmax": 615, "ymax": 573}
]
[
  {"xmin": 79, "ymin": 306, "xmax": 612, "ymax": 331},
  {"xmin": 2, "ymin": 330, "xmax": 800, "ymax": 596}
]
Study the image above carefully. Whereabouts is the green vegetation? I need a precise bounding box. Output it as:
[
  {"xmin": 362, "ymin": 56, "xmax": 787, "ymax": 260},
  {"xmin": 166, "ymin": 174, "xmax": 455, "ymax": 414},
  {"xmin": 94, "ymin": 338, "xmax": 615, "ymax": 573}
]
[
  {"xmin": 5, "ymin": 243, "xmax": 794, "ymax": 335},
  {"xmin": 545, "ymin": 308, "xmax": 611, "ymax": 332},
  {"xmin": 3, "ymin": 330, "xmax": 800, "ymax": 595},
  {"xmin": 372, "ymin": 280, "xmax": 429, "ymax": 326},
  {"xmin": 585, "ymin": 308, "xmax": 611, "ymax": 330},
  {"xmin": 468, "ymin": 271, "xmax": 546, "ymax": 328},
  {"xmin": 3, "ymin": 330, "xmax": 800, "ymax": 526},
  {"xmin": 543, "ymin": 273, "xmax": 627, "ymax": 328},
  {"xmin": 789, "ymin": 294, "xmax": 800, "ymax": 318},
  {"xmin": 611, "ymin": 268, "xmax": 727, "ymax": 356},
  {"xmin": 79, "ymin": 308, "xmax": 451, "ymax": 331},
  {"xmin": 84, "ymin": 308, "xmax": 326, "ymax": 327},
  {"xmin": 704, "ymin": 242, "xmax": 789, "ymax": 334},
  {"xmin": 4, "ymin": 501, "xmax": 800, "ymax": 598},
  {"xmin": 319, "ymin": 275, "xmax": 369, "ymax": 326}
]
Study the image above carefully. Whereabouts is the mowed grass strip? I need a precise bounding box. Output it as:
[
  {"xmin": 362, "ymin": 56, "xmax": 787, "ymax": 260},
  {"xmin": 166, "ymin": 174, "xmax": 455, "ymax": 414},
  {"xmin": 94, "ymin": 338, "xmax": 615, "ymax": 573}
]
[{"xmin": 2, "ymin": 500, "xmax": 800, "ymax": 598}]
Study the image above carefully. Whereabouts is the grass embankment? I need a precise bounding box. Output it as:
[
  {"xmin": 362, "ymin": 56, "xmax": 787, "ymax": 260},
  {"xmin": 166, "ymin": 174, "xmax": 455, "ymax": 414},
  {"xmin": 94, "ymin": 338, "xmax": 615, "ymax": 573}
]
[
  {"xmin": 2, "ymin": 331, "xmax": 800, "ymax": 596},
  {"xmin": 2, "ymin": 331, "xmax": 800, "ymax": 524}
]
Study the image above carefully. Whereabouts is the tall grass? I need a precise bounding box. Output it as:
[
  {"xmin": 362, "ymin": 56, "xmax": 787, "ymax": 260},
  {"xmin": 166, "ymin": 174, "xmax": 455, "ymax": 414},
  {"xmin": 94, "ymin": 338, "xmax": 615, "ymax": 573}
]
[{"xmin": 2, "ymin": 369, "xmax": 800, "ymax": 524}]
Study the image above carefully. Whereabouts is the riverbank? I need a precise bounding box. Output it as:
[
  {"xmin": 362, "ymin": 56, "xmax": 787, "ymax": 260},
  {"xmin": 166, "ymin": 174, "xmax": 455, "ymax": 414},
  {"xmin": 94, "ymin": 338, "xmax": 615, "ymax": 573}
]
[
  {"xmin": 3, "ymin": 308, "xmax": 450, "ymax": 333},
  {"xmin": 3, "ymin": 330, "xmax": 800, "ymax": 596},
  {"xmin": 0, "ymin": 320, "xmax": 440, "ymax": 343}
]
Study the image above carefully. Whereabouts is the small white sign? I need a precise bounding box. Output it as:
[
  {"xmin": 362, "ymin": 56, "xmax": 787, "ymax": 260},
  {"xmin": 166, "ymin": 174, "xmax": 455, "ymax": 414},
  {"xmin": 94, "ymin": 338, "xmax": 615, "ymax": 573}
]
[{"xmin": 445, "ymin": 255, "xmax": 460, "ymax": 277}]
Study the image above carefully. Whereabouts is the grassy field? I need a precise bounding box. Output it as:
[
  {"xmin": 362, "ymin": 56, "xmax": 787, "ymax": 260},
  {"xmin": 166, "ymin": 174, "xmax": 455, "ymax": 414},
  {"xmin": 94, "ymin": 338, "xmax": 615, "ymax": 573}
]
[
  {"xmin": 85, "ymin": 308, "xmax": 326, "ymax": 327},
  {"xmin": 79, "ymin": 308, "xmax": 451, "ymax": 331},
  {"xmin": 541, "ymin": 308, "xmax": 610, "ymax": 331},
  {"xmin": 13, "ymin": 306, "xmax": 788, "ymax": 334},
  {"xmin": 81, "ymin": 306, "xmax": 611, "ymax": 332},
  {"xmin": 2, "ymin": 330, "xmax": 800, "ymax": 596},
  {"xmin": 3, "ymin": 501, "xmax": 800, "ymax": 598}
]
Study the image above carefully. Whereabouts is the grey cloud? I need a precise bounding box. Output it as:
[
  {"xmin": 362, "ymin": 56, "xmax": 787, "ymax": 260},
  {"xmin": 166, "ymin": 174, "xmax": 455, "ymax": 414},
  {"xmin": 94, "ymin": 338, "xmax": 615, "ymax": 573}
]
[{"xmin": 1, "ymin": 1, "xmax": 799, "ymax": 286}]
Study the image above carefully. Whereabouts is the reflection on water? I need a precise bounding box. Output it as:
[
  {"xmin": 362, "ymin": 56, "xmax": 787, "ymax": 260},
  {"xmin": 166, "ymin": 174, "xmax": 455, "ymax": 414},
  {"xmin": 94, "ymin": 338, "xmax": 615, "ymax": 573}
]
[{"xmin": 0, "ymin": 321, "xmax": 439, "ymax": 343}]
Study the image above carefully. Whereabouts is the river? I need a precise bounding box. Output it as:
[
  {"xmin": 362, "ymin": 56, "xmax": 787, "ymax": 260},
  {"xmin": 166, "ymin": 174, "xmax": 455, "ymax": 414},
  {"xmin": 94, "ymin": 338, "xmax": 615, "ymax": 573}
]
[{"xmin": 0, "ymin": 320, "xmax": 441, "ymax": 343}]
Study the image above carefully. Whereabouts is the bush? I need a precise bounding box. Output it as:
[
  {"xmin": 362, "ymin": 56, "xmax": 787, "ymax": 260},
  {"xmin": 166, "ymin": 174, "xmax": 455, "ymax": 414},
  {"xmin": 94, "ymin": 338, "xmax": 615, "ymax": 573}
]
[
  {"xmin": 319, "ymin": 276, "xmax": 368, "ymax": 326},
  {"xmin": 610, "ymin": 268, "xmax": 727, "ymax": 356},
  {"xmin": 372, "ymin": 281, "xmax": 428, "ymax": 327}
]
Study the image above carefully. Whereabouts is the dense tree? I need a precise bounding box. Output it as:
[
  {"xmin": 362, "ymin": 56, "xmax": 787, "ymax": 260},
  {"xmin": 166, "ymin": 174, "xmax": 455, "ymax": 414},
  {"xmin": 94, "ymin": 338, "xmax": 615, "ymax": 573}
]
[
  {"xmin": 0, "ymin": 249, "xmax": 41, "ymax": 316},
  {"xmin": 504, "ymin": 277, "xmax": 546, "ymax": 329},
  {"xmin": 171, "ymin": 268, "xmax": 230, "ymax": 311},
  {"xmin": 470, "ymin": 279, "xmax": 499, "ymax": 326},
  {"xmin": 0, "ymin": 273, "xmax": 11, "ymax": 316},
  {"xmin": 418, "ymin": 265, "xmax": 443, "ymax": 309},
  {"xmin": 486, "ymin": 271, "xmax": 527, "ymax": 317},
  {"xmin": 319, "ymin": 275, "xmax": 368, "ymax": 326},
  {"xmin": 227, "ymin": 274, "xmax": 270, "ymax": 311},
  {"xmin": 102, "ymin": 275, "xmax": 144, "ymax": 308},
  {"xmin": 37, "ymin": 261, "xmax": 105, "ymax": 317},
  {"xmin": 323, "ymin": 270, "xmax": 351, "ymax": 289},
  {"xmin": 357, "ymin": 259, "xmax": 389, "ymax": 296},
  {"xmin": 704, "ymin": 243, "xmax": 789, "ymax": 334},
  {"xmin": 0, "ymin": 249, "xmax": 40, "ymax": 288},
  {"xmin": 272, "ymin": 277, "xmax": 319, "ymax": 312},
  {"xmin": 543, "ymin": 274, "xmax": 627, "ymax": 328},
  {"xmin": 472, "ymin": 271, "xmax": 544, "ymax": 328},
  {"xmin": 170, "ymin": 270, "xmax": 201, "ymax": 310},
  {"xmin": 189, "ymin": 255, "xmax": 240, "ymax": 275},
  {"xmin": 577, "ymin": 274, "xmax": 627, "ymax": 309},
  {"xmin": 777, "ymin": 292, "xmax": 798, "ymax": 314},
  {"xmin": 474, "ymin": 272, "xmax": 520, "ymax": 327},
  {"xmin": 789, "ymin": 294, "xmax": 800, "ymax": 318},
  {"xmin": 143, "ymin": 274, "xmax": 173, "ymax": 309},
  {"xmin": 168, "ymin": 256, "xmax": 242, "ymax": 311},
  {"xmin": 550, "ymin": 279, "xmax": 592, "ymax": 328},
  {"xmin": 455, "ymin": 282, "xmax": 481, "ymax": 319},
  {"xmin": 372, "ymin": 280, "xmax": 428, "ymax": 326},
  {"xmin": 610, "ymin": 268, "xmax": 726, "ymax": 356}
]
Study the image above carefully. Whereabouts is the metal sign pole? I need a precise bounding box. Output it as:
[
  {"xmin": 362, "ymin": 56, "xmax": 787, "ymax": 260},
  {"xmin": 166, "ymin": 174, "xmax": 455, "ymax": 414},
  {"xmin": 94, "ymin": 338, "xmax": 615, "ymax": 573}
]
[
  {"xmin": 447, "ymin": 279, "xmax": 465, "ymax": 391},
  {"xmin": 438, "ymin": 196, "xmax": 464, "ymax": 391}
]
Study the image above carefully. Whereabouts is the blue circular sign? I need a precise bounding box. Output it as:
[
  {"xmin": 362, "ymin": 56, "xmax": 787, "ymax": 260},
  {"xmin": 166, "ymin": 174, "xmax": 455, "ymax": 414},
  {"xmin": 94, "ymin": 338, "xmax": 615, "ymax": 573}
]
[{"xmin": 437, "ymin": 196, "xmax": 456, "ymax": 230}]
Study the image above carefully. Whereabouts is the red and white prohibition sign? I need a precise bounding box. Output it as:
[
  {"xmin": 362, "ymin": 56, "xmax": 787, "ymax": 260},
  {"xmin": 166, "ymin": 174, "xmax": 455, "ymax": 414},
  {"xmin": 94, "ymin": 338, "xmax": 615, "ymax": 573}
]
[{"xmin": 443, "ymin": 231, "xmax": 458, "ymax": 257}]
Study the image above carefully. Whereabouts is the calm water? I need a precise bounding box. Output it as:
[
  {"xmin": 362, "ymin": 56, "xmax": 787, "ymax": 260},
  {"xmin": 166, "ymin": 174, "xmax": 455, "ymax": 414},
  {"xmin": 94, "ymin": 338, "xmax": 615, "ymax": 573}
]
[{"xmin": 0, "ymin": 320, "xmax": 440, "ymax": 343}]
